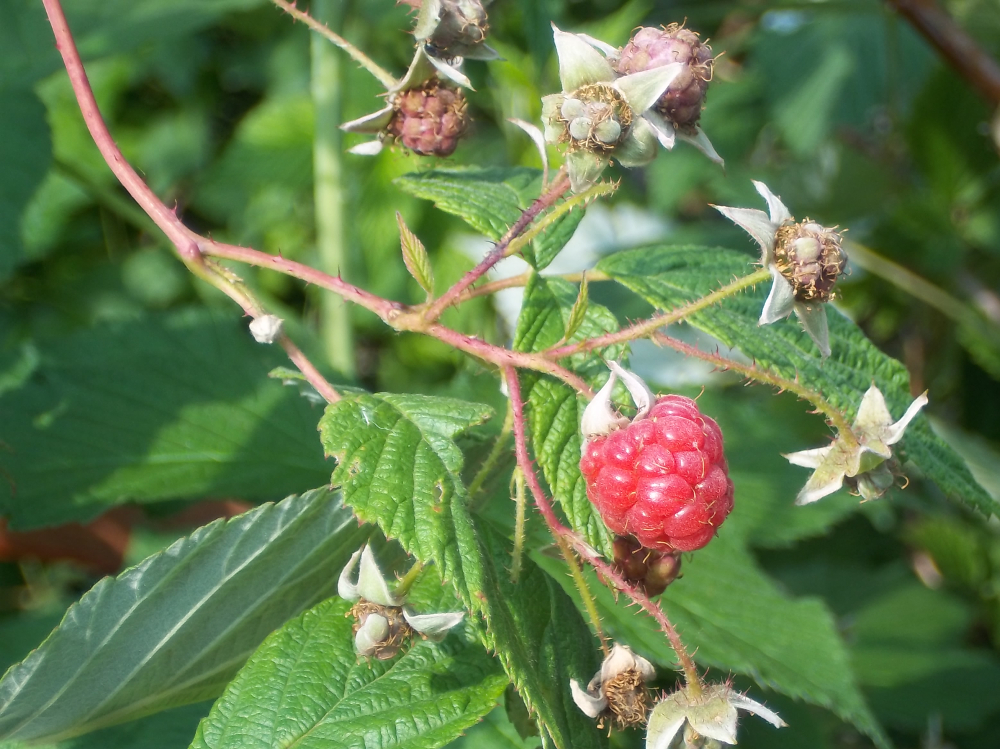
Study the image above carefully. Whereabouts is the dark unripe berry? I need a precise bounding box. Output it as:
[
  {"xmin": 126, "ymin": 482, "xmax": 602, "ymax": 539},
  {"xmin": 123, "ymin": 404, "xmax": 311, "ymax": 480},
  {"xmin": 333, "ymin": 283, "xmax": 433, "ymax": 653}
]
[
  {"xmin": 581, "ymin": 394, "xmax": 733, "ymax": 552},
  {"xmin": 387, "ymin": 81, "xmax": 468, "ymax": 156},
  {"xmin": 615, "ymin": 24, "xmax": 714, "ymax": 129},
  {"xmin": 773, "ymin": 221, "xmax": 847, "ymax": 303},
  {"xmin": 612, "ymin": 535, "xmax": 682, "ymax": 596}
]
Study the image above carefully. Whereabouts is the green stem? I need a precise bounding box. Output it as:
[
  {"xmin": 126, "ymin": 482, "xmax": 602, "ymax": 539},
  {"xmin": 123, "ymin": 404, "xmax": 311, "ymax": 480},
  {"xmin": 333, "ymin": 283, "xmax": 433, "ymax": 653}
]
[
  {"xmin": 511, "ymin": 469, "xmax": 526, "ymax": 583},
  {"xmin": 395, "ymin": 560, "xmax": 425, "ymax": 599},
  {"xmin": 312, "ymin": 0, "xmax": 355, "ymax": 377},
  {"xmin": 653, "ymin": 332, "xmax": 857, "ymax": 443},
  {"xmin": 548, "ymin": 267, "xmax": 771, "ymax": 358},
  {"xmin": 554, "ymin": 535, "xmax": 609, "ymax": 656},
  {"xmin": 468, "ymin": 403, "xmax": 514, "ymax": 508}
]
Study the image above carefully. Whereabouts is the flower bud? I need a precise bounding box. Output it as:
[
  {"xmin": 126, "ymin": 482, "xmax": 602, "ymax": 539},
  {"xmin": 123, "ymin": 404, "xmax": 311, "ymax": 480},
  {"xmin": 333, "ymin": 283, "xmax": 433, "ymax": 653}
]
[
  {"xmin": 387, "ymin": 81, "xmax": 468, "ymax": 156},
  {"xmin": 419, "ymin": 0, "xmax": 490, "ymax": 58},
  {"xmin": 546, "ymin": 85, "xmax": 633, "ymax": 152},
  {"xmin": 615, "ymin": 25, "xmax": 714, "ymax": 130},
  {"xmin": 772, "ymin": 221, "xmax": 847, "ymax": 304},
  {"xmin": 350, "ymin": 601, "xmax": 413, "ymax": 660}
]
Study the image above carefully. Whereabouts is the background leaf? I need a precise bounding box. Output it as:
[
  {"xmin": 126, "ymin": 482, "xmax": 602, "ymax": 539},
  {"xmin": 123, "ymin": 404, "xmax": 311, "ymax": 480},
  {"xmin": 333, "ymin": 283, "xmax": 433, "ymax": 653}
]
[
  {"xmin": 0, "ymin": 488, "xmax": 367, "ymax": 743},
  {"xmin": 0, "ymin": 87, "xmax": 51, "ymax": 279},
  {"xmin": 597, "ymin": 244, "xmax": 997, "ymax": 518},
  {"xmin": 318, "ymin": 392, "xmax": 493, "ymax": 604},
  {"xmin": 189, "ymin": 595, "xmax": 506, "ymax": 749},
  {"xmin": 0, "ymin": 309, "xmax": 332, "ymax": 529}
]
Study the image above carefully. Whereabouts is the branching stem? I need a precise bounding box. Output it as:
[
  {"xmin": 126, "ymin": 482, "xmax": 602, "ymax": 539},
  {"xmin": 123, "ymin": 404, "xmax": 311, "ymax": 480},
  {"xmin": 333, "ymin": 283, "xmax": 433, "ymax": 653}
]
[
  {"xmin": 652, "ymin": 332, "xmax": 856, "ymax": 444},
  {"xmin": 423, "ymin": 172, "xmax": 572, "ymax": 322},
  {"xmin": 41, "ymin": 0, "xmax": 342, "ymax": 404}
]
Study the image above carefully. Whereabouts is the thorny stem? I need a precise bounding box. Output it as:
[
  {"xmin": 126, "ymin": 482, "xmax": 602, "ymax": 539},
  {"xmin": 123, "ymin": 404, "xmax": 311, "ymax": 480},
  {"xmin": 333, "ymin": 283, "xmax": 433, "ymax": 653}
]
[
  {"xmin": 42, "ymin": 0, "xmax": 593, "ymax": 398},
  {"xmin": 422, "ymin": 172, "xmax": 572, "ymax": 322},
  {"xmin": 554, "ymin": 533, "xmax": 610, "ymax": 656},
  {"xmin": 41, "ymin": 0, "xmax": 342, "ymax": 405},
  {"xmin": 270, "ymin": 0, "xmax": 398, "ymax": 89},
  {"xmin": 548, "ymin": 268, "xmax": 771, "ymax": 358},
  {"xmin": 652, "ymin": 332, "xmax": 857, "ymax": 446},
  {"xmin": 459, "ymin": 270, "xmax": 611, "ymax": 302},
  {"xmin": 204, "ymin": 242, "xmax": 596, "ymax": 394},
  {"xmin": 503, "ymin": 367, "xmax": 703, "ymax": 693}
]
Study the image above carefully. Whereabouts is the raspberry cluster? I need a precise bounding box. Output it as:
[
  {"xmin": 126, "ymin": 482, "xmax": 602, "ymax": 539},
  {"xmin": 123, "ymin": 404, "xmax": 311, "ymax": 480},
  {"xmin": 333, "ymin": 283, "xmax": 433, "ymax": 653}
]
[{"xmin": 580, "ymin": 394, "xmax": 733, "ymax": 552}]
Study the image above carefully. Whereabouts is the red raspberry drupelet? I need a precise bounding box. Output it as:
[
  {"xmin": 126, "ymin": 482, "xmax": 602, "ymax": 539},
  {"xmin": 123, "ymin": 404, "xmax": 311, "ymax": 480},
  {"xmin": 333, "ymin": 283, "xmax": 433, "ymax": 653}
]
[{"xmin": 580, "ymin": 394, "xmax": 733, "ymax": 552}]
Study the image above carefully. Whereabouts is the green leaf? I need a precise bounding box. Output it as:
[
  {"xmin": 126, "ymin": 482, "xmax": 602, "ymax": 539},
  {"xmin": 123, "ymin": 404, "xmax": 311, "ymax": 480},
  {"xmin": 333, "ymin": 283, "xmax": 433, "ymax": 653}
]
[
  {"xmin": 0, "ymin": 0, "xmax": 266, "ymax": 90},
  {"xmin": 512, "ymin": 275, "xmax": 624, "ymax": 556},
  {"xmin": 394, "ymin": 167, "xmax": 584, "ymax": 270},
  {"xmin": 449, "ymin": 704, "xmax": 541, "ymax": 749},
  {"xmin": 189, "ymin": 596, "xmax": 506, "ymax": 749},
  {"xmin": 536, "ymin": 533, "xmax": 889, "ymax": 749},
  {"xmin": 0, "ymin": 87, "xmax": 51, "ymax": 279},
  {"xmin": 0, "ymin": 488, "xmax": 368, "ymax": 744},
  {"xmin": 597, "ymin": 244, "xmax": 998, "ymax": 518},
  {"xmin": 318, "ymin": 392, "xmax": 493, "ymax": 605},
  {"xmin": 397, "ymin": 211, "xmax": 435, "ymax": 297},
  {"xmin": 475, "ymin": 523, "xmax": 605, "ymax": 749},
  {"xmin": 0, "ymin": 309, "xmax": 332, "ymax": 529}
]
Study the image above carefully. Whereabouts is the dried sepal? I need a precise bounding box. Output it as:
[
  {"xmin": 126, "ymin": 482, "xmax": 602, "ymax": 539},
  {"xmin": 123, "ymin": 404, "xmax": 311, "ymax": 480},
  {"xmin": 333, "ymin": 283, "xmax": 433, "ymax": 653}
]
[{"xmin": 571, "ymin": 644, "xmax": 656, "ymax": 728}]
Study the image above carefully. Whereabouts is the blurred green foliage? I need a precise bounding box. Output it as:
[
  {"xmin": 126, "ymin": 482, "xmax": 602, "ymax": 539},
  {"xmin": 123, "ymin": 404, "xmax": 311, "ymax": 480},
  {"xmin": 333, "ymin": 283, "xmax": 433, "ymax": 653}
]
[{"xmin": 1, "ymin": 1, "xmax": 999, "ymax": 748}]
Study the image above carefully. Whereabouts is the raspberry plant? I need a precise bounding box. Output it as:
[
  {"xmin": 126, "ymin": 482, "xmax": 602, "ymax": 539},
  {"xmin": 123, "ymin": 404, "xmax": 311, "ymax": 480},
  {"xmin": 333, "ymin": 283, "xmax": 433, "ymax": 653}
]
[{"xmin": 1, "ymin": 2, "xmax": 1000, "ymax": 749}]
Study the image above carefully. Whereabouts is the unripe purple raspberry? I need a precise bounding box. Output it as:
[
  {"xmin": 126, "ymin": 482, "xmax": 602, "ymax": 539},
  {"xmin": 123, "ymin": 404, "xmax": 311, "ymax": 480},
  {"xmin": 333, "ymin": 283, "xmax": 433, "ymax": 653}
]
[
  {"xmin": 615, "ymin": 24, "xmax": 714, "ymax": 129},
  {"xmin": 773, "ymin": 221, "xmax": 847, "ymax": 303},
  {"xmin": 387, "ymin": 81, "xmax": 468, "ymax": 156}
]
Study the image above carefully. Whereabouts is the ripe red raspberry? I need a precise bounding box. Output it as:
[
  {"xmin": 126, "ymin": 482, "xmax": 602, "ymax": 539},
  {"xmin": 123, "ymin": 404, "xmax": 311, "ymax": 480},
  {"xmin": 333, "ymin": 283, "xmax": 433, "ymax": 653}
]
[{"xmin": 580, "ymin": 393, "xmax": 733, "ymax": 552}]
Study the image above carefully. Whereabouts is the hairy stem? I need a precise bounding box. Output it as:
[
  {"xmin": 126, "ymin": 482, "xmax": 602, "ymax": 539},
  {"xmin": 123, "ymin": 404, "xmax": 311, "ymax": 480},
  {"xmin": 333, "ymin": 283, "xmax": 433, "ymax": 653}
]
[
  {"xmin": 459, "ymin": 270, "xmax": 611, "ymax": 302},
  {"xmin": 271, "ymin": 0, "xmax": 397, "ymax": 89},
  {"xmin": 422, "ymin": 172, "xmax": 572, "ymax": 322},
  {"xmin": 41, "ymin": 0, "xmax": 341, "ymax": 403},
  {"xmin": 511, "ymin": 468, "xmax": 526, "ymax": 583},
  {"xmin": 548, "ymin": 268, "xmax": 771, "ymax": 358},
  {"xmin": 554, "ymin": 534, "xmax": 610, "ymax": 656},
  {"xmin": 652, "ymin": 332, "xmax": 856, "ymax": 444},
  {"xmin": 503, "ymin": 367, "xmax": 702, "ymax": 691}
]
